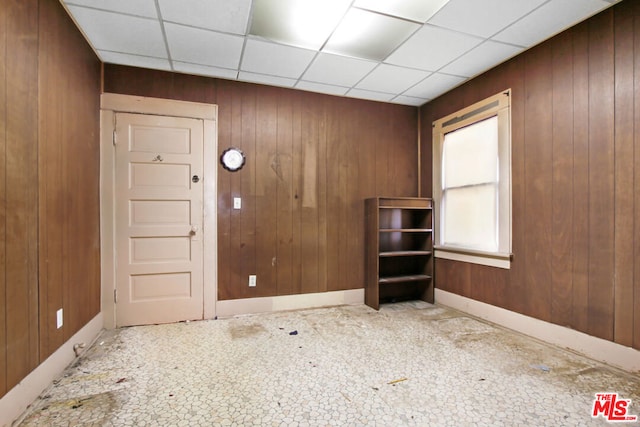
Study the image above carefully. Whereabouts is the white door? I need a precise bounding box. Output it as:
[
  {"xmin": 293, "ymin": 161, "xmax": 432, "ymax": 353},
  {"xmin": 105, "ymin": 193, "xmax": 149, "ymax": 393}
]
[{"xmin": 115, "ymin": 112, "xmax": 204, "ymax": 326}]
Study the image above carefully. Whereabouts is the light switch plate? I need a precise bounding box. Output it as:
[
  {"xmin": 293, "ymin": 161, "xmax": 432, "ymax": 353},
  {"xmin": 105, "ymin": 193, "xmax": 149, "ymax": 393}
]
[
  {"xmin": 233, "ymin": 197, "xmax": 242, "ymax": 209},
  {"xmin": 56, "ymin": 309, "xmax": 63, "ymax": 329},
  {"xmin": 249, "ymin": 275, "xmax": 256, "ymax": 287}
]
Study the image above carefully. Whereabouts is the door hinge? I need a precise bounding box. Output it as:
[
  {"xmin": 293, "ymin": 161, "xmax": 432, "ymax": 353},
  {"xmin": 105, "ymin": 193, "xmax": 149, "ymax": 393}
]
[
  {"xmin": 114, "ymin": 289, "xmax": 118, "ymax": 303},
  {"xmin": 112, "ymin": 130, "xmax": 117, "ymax": 146}
]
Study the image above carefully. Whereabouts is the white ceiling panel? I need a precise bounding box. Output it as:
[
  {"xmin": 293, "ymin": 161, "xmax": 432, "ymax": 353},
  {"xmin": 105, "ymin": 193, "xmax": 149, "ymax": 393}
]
[
  {"xmin": 98, "ymin": 51, "xmax": 172, "ymax": 71},
  {"xmin": 440, "ymin": 40, "xmax": 523, "ymax": 77},
  {"xmin": 356, "ymin": 64, "xmax": 430, "ymax": 94},
  {"xmin": 296, "ymin": 81, "xmax": 350, "ymax": 96},
  {"xmin": 238, "ymin": 71, "xmax": 297, "ymax": 88},
  {"xmin": 241, "ymin": 39, "xmax": 316, "ymax": 79},
  {"xmin": 392, "ymin": 95, "xmax": 430, "ymax": 106},
  {"xmin": 63, "ymin": 0, "xmax": 157, "ymax": 18},
  {"xmin": 62, "ymin": 0, "xmax": 621, "ymax": 106},
  {"xmin": 66, "ymin": 6, "xmax": 166, "ymax": 58},
  {"xmin": 165, "ymin": 23, "xmax": 244, "ymax": 69},
  {"xmin": 354, "ymin": 0, "xmax": 451, "ymax": 23},
  {"xmin": 158, "ymin": 0, "xmax": 252, "ymax": 35},
  {"xmin": 173, "ymin": 62, "xmax": 238, "ymax": 80},
  {"xmin": 302, "ymin": 53, "xmax": 377, "ymax": 87},
  {"xmin": 493, "ymin": 0, "xmax": 610, "ymax": 47},
  {"xmin": 428, "ymin": 0, "xmax": 547, "ymax": 38},
  {"xmin": 386, "ymin": 25, "xmax": 482, "ymax": 71},
  {"xmin": 347, "ymin": 89, "xmax": 395, "ymax": 103},
  {"xmin": 404, "ymin": 73, "xmax": 466, "ymax": 99}
]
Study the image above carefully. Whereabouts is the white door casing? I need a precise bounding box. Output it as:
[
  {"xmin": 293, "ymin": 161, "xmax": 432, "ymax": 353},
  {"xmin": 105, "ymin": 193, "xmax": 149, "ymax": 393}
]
[{"xmin": 100, "ymin": 94, "xmax": 217, "ymax": 329}]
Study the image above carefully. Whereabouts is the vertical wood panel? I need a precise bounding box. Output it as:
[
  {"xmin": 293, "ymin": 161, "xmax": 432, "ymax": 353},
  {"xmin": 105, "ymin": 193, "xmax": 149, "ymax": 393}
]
[
  {"xmin": 299, "ymin": 95, "xmax": 321, "ymax": 294},
  {"xmin": 228, "ymin": 81, "xmax": 243, "ymax": 297},
  {"xmin": 587, "ymin": 12, "xmax": 615, "ymax": 341},
  {"xmin": 275, "ymin": 91, "xmax": 294, "ymax": 295},
  {"xmin": 471, "ymin": 264, "xmax": 508, "ymax": 307},
  {"xmin": 216, "ymin": 82, "xmax": 232, "ymax": 298},
  {"xmin": 325, "ymin": 98, "xmax": 343, "ymax": 291},
  {"xmin": 632, "ymin": 0, "xmax": 639, "ymax": 350},
  {"xmin": 345, "ymin": 99, "xmax": 362, "ymax": 291},
  {"xmin": 37, "ymin": 0, "xmax": 100, "ymax": 356},
  {"xmin": 392, "ymin": 106, "xmax": 419, "ymax": 197},
  {"xmin": 523, "ymin": 44, "xmax": 553, "ymax": 321},
  {"xmin": 374, "ymin": 107, "xmax": 391, "ymax": 196},
  {"xmin": 317, "ymin": 98, "xmax": 329, "ymax": 293},
  {"xmin": 612, "ymin": 1, "xmax": 635, "ymax": 347},
  {"xmin": 290, "ymin": 91, "xmax": 303, "ymax": 294},
  {"xmin": 504, "ymin": 57, "xmax": 528, "ymax": 316},
  {"xmin": 38, "ymin": 0, "xmax": 64, "ymax": 357},
  {"xmin": 240, "ymin": 85, "xmax": 257, "ymax": 297},
  {"xmin": 254, "ymin": 86, "xmax": 278, "ymax": 297},
  {"xmin": 571, "ymin": 22, "xmax": 590, "ymax": 333},
  {"xmin": 0, "ymin": 0, "xmax": 7, "ymax": 397},
  {"xmin": 5, "ymin": 0, "xmax": 39, "ymax": 389},
  {"xmin": 550, "ymin": 31, "xmax": 575, "ymax": 327}
]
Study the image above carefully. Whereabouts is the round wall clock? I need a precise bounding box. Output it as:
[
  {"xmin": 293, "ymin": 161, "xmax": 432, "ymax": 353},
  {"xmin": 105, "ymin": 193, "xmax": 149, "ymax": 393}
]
[{"xmin": 220, "ymin": 147, "xmax": 245, "ymax": 171}]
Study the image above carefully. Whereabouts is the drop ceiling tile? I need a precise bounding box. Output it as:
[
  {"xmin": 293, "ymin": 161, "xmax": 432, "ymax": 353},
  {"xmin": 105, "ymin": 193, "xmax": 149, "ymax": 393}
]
[
  {"xmin": 347, "ymin": 88, "xmax": 395, "ymax": 103},
  {"xmin": 427, "ymin": 0, "xmax": 547, "ymax": 38},
  {"xmin": 238, "ymin": 71, "xmax": 297, "ymax": 88},
  {"xmin": 165, "ymin": 23, "xmax": 244, "ymax": 69},
  {"xmin": 296, "ymin": 81, "xmax": 350, "ymax": 96},
  {"xmin": 241, "ymin": 39, "xmax": 316, "ymax": 79},
  {"xmin": 173, "ymin": 62, "xmax": 238, "ymax": 80},
  {"xmin": 158, "ymin": 0, "xmax": 252, "ymax": 35},
  {"xmin": 404, "ymin": 72, "xmax": 465, "ymax": 99},
  {"xmin": 440, "ymin": 40, "xmax": 523, "ymax": 77},
  {"xmin": 354, "ymin": 0, "xmax": 450, "ymax": 23},
  {"xmin": 323, "ymin": 8, "xmax": 420, "ymax": 61},
  {"xmin": 250, "ymin": 0, "xmax": 351, "ymax": 50},
  {"xmin": 63, "ymin": 0, "xmax": 157, "ymax": 18},
  {"xmin": 98, "ymin": 51, "xmax": 172, "ymax": 70},
  {"xmin": 386, "ymin": 25, "xmax": 481, "ymax": 71},
  {"xmin": 302, "ymin": 53, "xmax": 377, "ymax": 87},
  {"xmin": 356, "ymin": 64, "xmax": 430, "ymax": 94},
  {"xmin": 493, "ymin": 0, "xmax": 610, "ymax": 47},
  {"xmin": 66, "ymin": 6, "xmax": 166, "ymax": 57},
  {"xmin": 391, "ymin": 95, "xmax": 429, "ymax": 106}
]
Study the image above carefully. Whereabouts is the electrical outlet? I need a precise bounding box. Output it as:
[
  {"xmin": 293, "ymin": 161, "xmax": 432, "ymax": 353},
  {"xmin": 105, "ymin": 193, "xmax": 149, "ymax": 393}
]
[
  {"xmin": 233, "ymin": 197, "xmax": 242, "ymax": 209},
  {"xmin": 56, "ymin": 309, "xmax": 63, "ymax": 329},
  {"xmin": 249, "ymin": 275, "xmax": 257, "ymax": 287}
]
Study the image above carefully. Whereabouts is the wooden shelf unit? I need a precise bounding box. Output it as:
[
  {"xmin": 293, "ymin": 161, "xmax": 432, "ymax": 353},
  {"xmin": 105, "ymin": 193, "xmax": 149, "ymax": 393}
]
[{"xmin": 365, "ymin": 197, "xmax": 434, "ymax": 310}]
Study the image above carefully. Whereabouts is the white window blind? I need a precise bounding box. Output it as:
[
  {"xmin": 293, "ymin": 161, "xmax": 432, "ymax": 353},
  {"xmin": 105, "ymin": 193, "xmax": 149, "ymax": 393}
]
[{"xmin": 442, "ymin": 116, "xmax": 498, "ymax": 252}]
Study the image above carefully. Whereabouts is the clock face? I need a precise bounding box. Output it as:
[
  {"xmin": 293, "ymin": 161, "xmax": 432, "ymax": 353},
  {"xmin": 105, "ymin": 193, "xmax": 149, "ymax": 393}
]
[{"xmin": 221, "ymin": 148, "xmax": 245, "ymax": 171}]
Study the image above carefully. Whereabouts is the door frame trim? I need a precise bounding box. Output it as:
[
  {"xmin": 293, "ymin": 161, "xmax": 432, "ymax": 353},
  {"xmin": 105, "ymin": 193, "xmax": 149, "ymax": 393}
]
[{"xmin": 100, "ymin": 93, "xmax": 218, "ymax": 329}]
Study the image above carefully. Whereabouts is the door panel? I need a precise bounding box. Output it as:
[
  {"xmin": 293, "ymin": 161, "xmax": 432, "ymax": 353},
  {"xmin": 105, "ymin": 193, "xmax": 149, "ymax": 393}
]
[
  {"xmin": 129, "ymin": 200, "xmax": 191, "ymax": 226},
  {"xmin": 115, "ymin": 113, "xmax": 204, "ymax": 326}
]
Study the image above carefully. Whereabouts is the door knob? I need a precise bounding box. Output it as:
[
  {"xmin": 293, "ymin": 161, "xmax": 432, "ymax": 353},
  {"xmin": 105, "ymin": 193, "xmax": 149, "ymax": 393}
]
[{"xmin": 190, "ymin": 225, "xmax": 199, "ymax": 235}]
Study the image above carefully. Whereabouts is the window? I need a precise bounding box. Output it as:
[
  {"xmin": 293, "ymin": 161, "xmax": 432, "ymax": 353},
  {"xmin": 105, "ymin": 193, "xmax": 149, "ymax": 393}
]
[{"xmin": 432, "ymin": 90, "xmax": 511, "ymax": 269}]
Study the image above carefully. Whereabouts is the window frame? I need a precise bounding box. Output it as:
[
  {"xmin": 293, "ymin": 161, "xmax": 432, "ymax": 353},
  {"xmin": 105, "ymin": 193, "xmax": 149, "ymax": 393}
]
[{"xmin": 432, "ymin": 90, "xmax": 512, "ymax": 269}]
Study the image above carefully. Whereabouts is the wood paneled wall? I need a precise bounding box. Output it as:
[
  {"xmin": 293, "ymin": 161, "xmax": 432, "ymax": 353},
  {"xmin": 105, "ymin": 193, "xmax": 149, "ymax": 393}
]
[
  {"xmin": 420, "ymin": 0, "xmax": 640, "ymax": 351},
  {"xmin": 0, "ymin": 0, "xmax": 101, "ymax": 399},
  {"xmin": 104, "ymin": 66, "xmax": 419, "ymax": 300}
]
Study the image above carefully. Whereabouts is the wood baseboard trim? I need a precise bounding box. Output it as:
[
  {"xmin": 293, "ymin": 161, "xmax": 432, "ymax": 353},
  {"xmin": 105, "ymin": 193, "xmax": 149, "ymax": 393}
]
[
  {"xmin": 1, "ymin": 313, "xmax": 104, "ymax": 427},
  {"xmin": 216, "ymin": 289, "xmax": 365, "ymax": 318},
  {"xmin": 435, "ymin": 289, "xmax": 640, "ymax": 373}
]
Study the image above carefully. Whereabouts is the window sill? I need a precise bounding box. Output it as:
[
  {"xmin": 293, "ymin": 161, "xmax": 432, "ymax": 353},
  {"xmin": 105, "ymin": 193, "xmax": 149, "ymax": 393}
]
[{"xmin": 434, "ymin": 246, "xmax": 511, "ymax": 269}]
